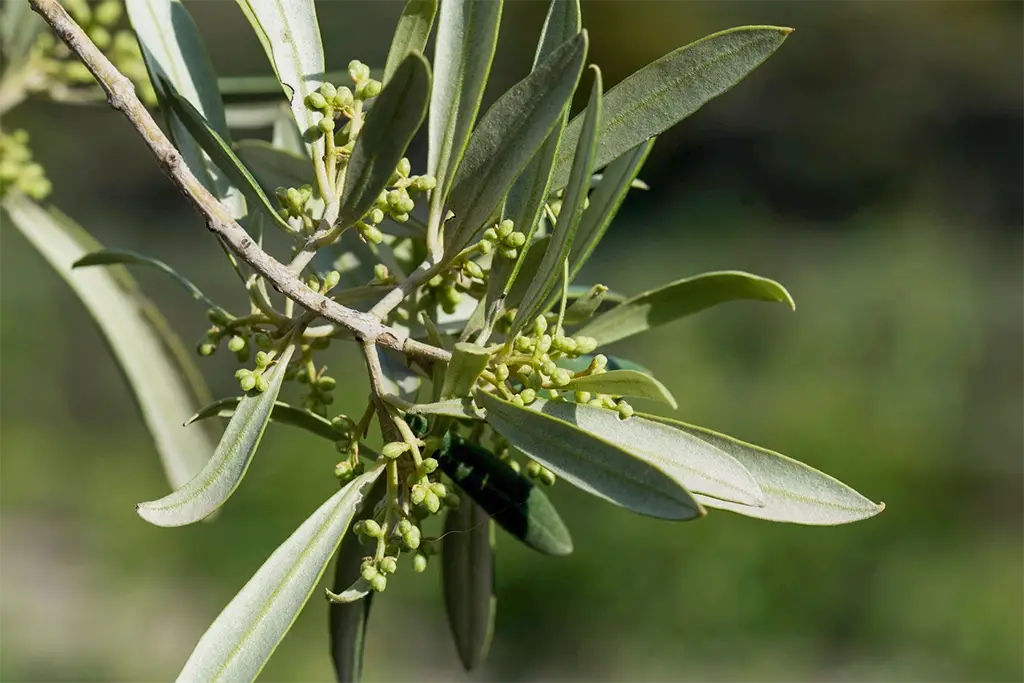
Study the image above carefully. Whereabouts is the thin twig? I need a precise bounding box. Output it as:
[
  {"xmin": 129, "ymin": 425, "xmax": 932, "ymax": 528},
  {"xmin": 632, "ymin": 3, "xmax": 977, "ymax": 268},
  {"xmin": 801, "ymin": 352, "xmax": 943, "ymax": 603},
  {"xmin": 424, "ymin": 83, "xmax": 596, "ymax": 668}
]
[{"xmin": 28, "ymin": 0, "xmax": 450, "ymax": 365}]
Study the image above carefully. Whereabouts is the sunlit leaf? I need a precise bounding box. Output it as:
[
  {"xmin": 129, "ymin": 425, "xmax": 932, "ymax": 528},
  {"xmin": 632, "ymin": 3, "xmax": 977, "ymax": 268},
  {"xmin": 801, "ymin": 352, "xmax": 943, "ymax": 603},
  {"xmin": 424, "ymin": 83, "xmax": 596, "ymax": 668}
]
[
  {"xmin": 341, "ymin": 53, "xmax": 430, "ymax": 228},
  {"xmin": 2, "ymin": 196, "xmax": 214, "ymax": 490},
  {"xmin": 184, "ymin": 396, "xmax": 344, "ymax": 443},
  {"xmin": 641, "ymin": 415, "xmax": 886, "ymax": 525},
  {"xmin": 73, "ymin": 249, "xmax": 225, "ymax": 314},
  {"xmin": 379, "ymin": 348, "xmax": 423, "ymax": 402},
  {"xmin": 564, "ymin": 369, "xmax": 677, "ymax": 409},
  {"xmin": 383, "ymin": 0, "xmax": 438, "ymax": 85},
  {"xmin": 136, "ymin": 345, "xmax": 296, "ymax": 527},
  {"xmin": 549, "ymin": 26, "xmax": 793, "ymax": 189},
  {"xmin": 443, "ymin": 32, "xmax": 587, "ymax": 254},
  {"xmin": 442, "ymin": 442, "xmax": 573, "ymax": 556},
  {"xmin": 518, "ymin": 398, "xmax": 763, "ymax": 506},
  {"xmin": 477, "ymin": 392, "xmax": 702, "ymax": 520},
  {"xmin": 577, "ymin": 270, "xmax": 795, "ymax": 346},
  {"xmin": 442, "ymin": 497, "xmax": 496, "ymax": 672},
  {"xmin": 427, "ymin": 0, "xmax": 503, "ymax": 219},
  {"xmin": 166, "ymin": 86, "xmax": 296, "ymax": 235},
  {"xmin": 562, "ymin": 284, "xmax": 608, "ymax": 324},
  {"xmin": 568, "ymin": 138, "xmax": 655, "ymax": 281},
  {"xmin": 176, "ymin": 466, "xmax": 384, "ymax": 682},
  {"xmin": 511, "ymin": 65, "xmax": 602, "ymax": 337},
  {"xmin": 402, "ymin": 397, "xmax": 484, "ymax": 420},
  {"xmin": 235, "ymin": 0, "xmax": 326, "ymax": 161},
  {"xmin": 440, "ymin": 342, "xmax": 490, "ymax": 400}
]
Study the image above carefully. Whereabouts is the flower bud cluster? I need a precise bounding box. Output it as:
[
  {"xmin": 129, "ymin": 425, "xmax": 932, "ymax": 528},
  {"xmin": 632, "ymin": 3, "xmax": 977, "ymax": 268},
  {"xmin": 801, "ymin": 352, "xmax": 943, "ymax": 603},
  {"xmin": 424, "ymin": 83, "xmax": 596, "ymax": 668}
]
[
  {"xmin": 274, "ymin": 184, "xmax": 316, "ymax": 234},
  {"xmin": 0, "ymin": 130, "xmax": 51, "ymax": 200},
  {"xmin": 481, "ymin": 219, "xmax": 527, "ymax": 261}
]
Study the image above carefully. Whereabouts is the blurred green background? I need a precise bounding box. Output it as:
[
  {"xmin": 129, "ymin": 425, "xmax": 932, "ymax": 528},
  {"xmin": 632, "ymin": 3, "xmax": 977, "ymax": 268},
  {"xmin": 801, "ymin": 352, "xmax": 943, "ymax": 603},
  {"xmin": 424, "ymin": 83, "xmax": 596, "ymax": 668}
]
[{"xmin": 1, "ymin": 1, "xmax": 1021, "ymax": 681}]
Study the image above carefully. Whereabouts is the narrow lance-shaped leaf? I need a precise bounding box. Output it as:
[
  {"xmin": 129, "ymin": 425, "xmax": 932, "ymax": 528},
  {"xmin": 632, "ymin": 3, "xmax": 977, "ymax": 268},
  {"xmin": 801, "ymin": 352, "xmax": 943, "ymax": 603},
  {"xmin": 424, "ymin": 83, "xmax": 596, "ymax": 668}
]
[
  {"xmin": 340, "ymin": 53, "xmax": 431, "ymax": 228},
  {"xmin": 73, "ymin": 249, "xmax": 225, "ymax": 314},
  {"xmin": 185, "ymin": 397, "xmax": 346, "ymax": 444},
  {"xmin": 127, "ymin": 0, "xmax": 231, "ymax": 194},
  {"xmin": 440, "ymin": 342, "xmax": 490, "ymax": 400},
  {"xmin": 176, "ymin": 466, "xmax": 384, "ymax": 683},
  {"xmin": 568, "ymin": 138, "xmax": 655, "ymax": 281},
  {"xmin": 577, "ymin": 270, "xmax": 796, "ymax": 346},
  {"xmin": 401, "ymin": 398, "xmax": 484, "ymax": 421},
  {"xmin": 427, "ymin": 0, "xmax": 503, "ymax": 223},
  {"xmin": 478, "ymin": 392, "xmax": 702, "ymax": 520},
  {"xmin": 441, "ymin": 442, "xmax": 573, "ymax": 556},
  {"xmin": 564, "ymin": 369, "xmax": 677, "ymax": 409},
  {"xmin": 511, "ymin": 65, "xmax": 602, "ymax": 338},
  {"xmin": 166, "ymin": 86, "xmax": 297, "ymax": 235},
  {"xmin": 442, "ymin": 496, "xmax": 496, "ymax": 672},
  {"xmin": 235, "ymin": 0, "xmax": 326, "ymax": 161},
  {"xmin": 383, "ymin": 0, "xmax": 438, "ymax": 84},
  {"xmin": 2, "ymin": 197, "xmax": 215, "ymax": 490},
  {"xmin": 379, "ymin": 348, "xmax": 423, "ymax": 403},
  {"xmin": 443, "ymin": 32, "xmax": 588, "ymax": 255},
  {"xmin": 641, "ymin": 415, "xmax": 886, "ymax": 525},
  {"xmin": 562, "ymin": 284, "xmax": 608, "ymax": 324},
  {"xmin": 517, "ymin": 397, "xmax": 764, "ymax": 507},
  {"xmin": 549, "ymin": 26, "xmax": 793, "ymax": 190},
  {"xmin": 1, "ymin": 0, "xmax": 44, "ymax": 71},
  {"xmin": 235, "ymin": 140, "xmax": 314, "ymax": 198},
  {"xmin": 137, "ymin": 345, "xmax": 296, "ymax": 527},
  {"xmin": 490, "ymin": 0, "xmax": 582, "ymax": 301}
]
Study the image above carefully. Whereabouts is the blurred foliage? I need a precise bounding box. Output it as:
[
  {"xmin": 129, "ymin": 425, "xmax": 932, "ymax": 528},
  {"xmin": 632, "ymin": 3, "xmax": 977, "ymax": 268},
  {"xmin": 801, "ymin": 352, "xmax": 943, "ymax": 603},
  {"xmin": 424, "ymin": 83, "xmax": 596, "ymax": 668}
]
[{"xmin": 1, "ymin": 1, "xmax": 1020, "ymax": 681}]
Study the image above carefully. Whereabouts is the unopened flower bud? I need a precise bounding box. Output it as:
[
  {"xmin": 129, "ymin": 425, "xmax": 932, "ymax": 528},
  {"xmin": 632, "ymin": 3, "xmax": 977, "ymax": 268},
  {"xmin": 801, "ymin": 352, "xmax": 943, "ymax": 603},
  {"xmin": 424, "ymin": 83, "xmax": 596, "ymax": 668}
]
[
  {"xmin": 382, "ymin": 441, "xmax": 409, "ymax": 459},
  {"xmin": 499, "ymin": 247, "xmax": 518, "ymax": 260},
  {"xmin": 334, "ymin": 461, "xmax": 353, "ymax": 480},
  {"xmin": 370, "ymin": 574, "xmax": 387, "ymax": 593},
  {"xmin": 462, "ymin": 261, "xmax": 484, "ymax": 280},
  {"xmin": 429, "ymin": 482, "xmax": 447, "ymax": 499},
  {"xmin": 348, "ymin": 60, "xmax": 370, "ymax": 83},
  {"xmin": 482, "ymin": 228, "xmax": 498, "ymax": 241},
  {"xmin": 616, "ymin": 400, "xmax": 634, "ymax": 420},
  {"xmin": 360, "ymin": 562, "xmax": 378, "ymax": 581},
  {"xmin": 412, "ymin": 553, "xmax": 428, "ymax": 573},
  {"xmin": 477, "ymin": 239, "xmax": 492, "ymax": 255},
  {"xmin": 358, "ymin": 79, "xmax": 382, "ymax": 99},
  {"xmin": 526, "ymin": 460, "xmax": 542, "ymax": 478},
  {"xmin": 379, "ymin": 556, "xmax": 398, "ymax": 575},
  {"xmin": 318, "ymin": 117, "xmax": 335, "ymax": 134},
  {"xmin": 421, "ymin": 458, "xmax": 439, "ymax": 474},
  {"xmin": 227, "ymin": 335, "xmax": 246, "ymax": 353},
  {"xmin": 496, "ymin": 219, "xmax": 514, "ymax": 240},
  {"xmin": 411, "ymin": 175, "xmax": 436, "ymax": 192},
  {"xmin": 306, "ymin": 92, "xmax": 328, "ymax": 110},
  {"xmin": 538, "ymin": 467, "xmax": 556, "ymax": 486},
  {"xmin": 255, "ymin": 373, "xmax": 270, "ymax": 393},
  {"xmin": 410, "ymin": 485, "xmax": 426, "ymax": 506},
  {"xmin": 520, "ymin": 388, "xmax": 537, "ymax": 405},
  {"xmin": 319, "ymin": 82, "xmax": 337, "ymax": 100},
  {"xmin": 505, "ymin": 231, "xmax": 526, "ymax": 248},
  {"xmin": 323, "ymin": 270, "xmax": 341, "ymax": 290},
  {"xmin": 574, "ymin": 336, "xmax": 598, "ymax": 355},
  {"xmin": 494, "ymin": 363, "xmax": 510, "ymax": 383},
  {"xmin": 552, "ymin": 368, "xmax": 572, "ymax": 387},
  {"xmin": 333, "ymin": 86, "xmax": 354, "ymax": 109},
  {"xmin": 317, "ymin": 376, "xmax": 337, "ymax": 391},
  {"xmin": 396, "ymin": 157, "xmax": 411, "ymax": 177},
  {"xmin": 423, "ymin": 491, "xmax": 441, "ymax": 514}
]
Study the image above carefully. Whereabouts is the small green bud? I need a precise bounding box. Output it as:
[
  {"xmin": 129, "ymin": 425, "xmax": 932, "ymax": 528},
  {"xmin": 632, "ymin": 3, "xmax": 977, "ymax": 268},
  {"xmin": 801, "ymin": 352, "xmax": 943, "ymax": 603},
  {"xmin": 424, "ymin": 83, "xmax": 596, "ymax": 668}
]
[
  {"xmin": 574, "ymin": 336, "xmax": 598, "ymax": 355},
  {"xmin": 482, "ymin": 227, "xmax": 498, "ymax": 241},
  {"xmin": 617, "ymin": 400, "xmax": 634, "ymax": 420},
  {"xmin": 370, "ymin": 574, "xmax": 387, "ymax": 592},
  {"xmin": 520, "ymin": 388, "xmax": 537, "ymax": 405},
  {"xmin": 363, "ymin": 519, "xmax": 383, "ymax": 538},
  {"xmin": 299, "ymin": 185, "xmax": 314, "ymax": 204},
  {"xmin": 508, "ymin": 460, "xmax": 521, "ymax": 474},
  {"xmin": 505, "ymin": 231, "xmax": 527, "ymax": 248},
  {"xmin": 410, "ymin": 485, "xmax": 426, "ymax": 506},
  {"xmin": 423, "ymin": 491, "xmax": 441, "ymax": 514},
  {"xmin": 348, "ymin": 60, "xmax": 370, "ymax": 83},
  {"xmin": 516, "ymin": 364, "xmax": 535, "ymax": 379},
  {"xmin": 379, "ymin": 556, "xmax": 398, "ymax": 575},
  {"xmin": 396, "ymin": 157, "xmax": 411, "ymax": 177},
  {"xmin": 234, "ymin": 368, "xmax": 251, "ymax": 381},
  {"xmin": 497, "ymin": 219, "xmax": 514, "ymax": 240},
  {"xmin": 494, "ymin": 363, "xmax": 510, "ymax": 383},
  {"xmin": 369, "ymin": 207, "xmax": 385, "ymax": 224},
  {"xmin": 197, "ymin": 341, "xmax": 217, "ymax": 357},
  {"xmin": 227, "ymin": 335, "xmax": 246, "ymax": 353},
  {"xmin": 553, "ymin": 336, "xmax": 577, "ymax": 354},
  {"xmin": 552, "ymin": 368, "xmax": 573, "ymax": 387},
  {"xmin": 319, "ymin": 82, "xmax": 337, "ymax": 100},
  {"xmin": 499, "ymin": 247, "xmax": 518, "ymax": 260},
  {"xmin": 574, "ymin": 390, "xmax": 592, "ymax": 404},
  {"xmin": 421, "ymin": 458, "xmax": 439, "ymax": 474},
  {"xmin": 514, "ymin": 337, "xmax": 535, "ymax": 353},
  {"xmin": 391, "ymin": 212, "xmax": 410, "ymax": 223},
  {"xmin": 412, "ymin": 553, "xmax": 428, "ymax": 573},
  {"xmin": 511, "ymin": 394, "xmax": 525, "ymax": 407},
  {"xmin": 373, "ymin": 263, "xmax": 390, "ymax": 282},
  {"xmin": 239, "ymin": 373, "xmax": 257, "ymax": 392},
  {"xmin": 334, "ymin": 461, "xmax": 353, "ymax": 480},
  {"xmin": 410, "ymin": 175, "xmax": 436, "ymax": 192},
  {"xmin": 429, "ymin": 482, "xmax": 447, "ymax": 499},
  {"xmin": 358, "ymin": 79, "xmax": 382, "ymax": 99},
  {"xmin": 333, "ymin": 86, "xmax": 354, "ymax": 109},
  {"xmin": 404, "ymin": 527, "xmax": 421, "ymax": 550},
  {"xmin": 323, "ymin": 270, "xmax": 341, "ymax": 291},
  {"xmin": 255, "ymin": 351, "xmax": 271, "ymax": 368},
  {"xmin": 591, "ymin": 354, "xmax": 608, "ymax": 372},
  {"xmin": 397, "ymin": 519, "xmax": 413, "ymax": 535},
  {"xmin": 360, "ymin": 562, "xmax": 379, "ymax": 581},
  {"xmin": 477, "ymin": 239, "xmax": 493, "ymax": 255},
  {"xmin": 286, "ymin": 187, "xmax": 303, "ymax": 207},
  {"xmin": 538, "ymin": 467, "xmax": 556, "ymax": 486},
  {"xmin": 382, "ymin": 441, "xmax": 410, "ymax": 459},
  {"xmin": 318, "ymin": 117, "xmax": 335, "ymax": 134},
  {"xmin": 533, "ymin": 316, "xmax": 548, "ymax": 336},
  {"xmin": 444, "ymin": 492, "xmax": 461, "ymax": 508},
  {"xmin": 255, "ymin": 373, "xmax": 270, "ymax": 393},
  {"xmin": 362, "ymin": 225, "xmax": 383, "ymax": 244},
  {"xmin": 317, "ymin": 376, "xmax": 337, "ymax": 391},
  {"xmin": 526, "ymin": 460, "xmax": 542, "ymax": 479},
  {"xmin": 386, "ymin": 189, "xmax": 404, "ymax": 210},
  {"xmin": 462, "ymin": 260, "xmax": 484, "ymax": 280},
  {"xmin": 306, "ymin": 92, "xmax": 328, "ymax": 110}
]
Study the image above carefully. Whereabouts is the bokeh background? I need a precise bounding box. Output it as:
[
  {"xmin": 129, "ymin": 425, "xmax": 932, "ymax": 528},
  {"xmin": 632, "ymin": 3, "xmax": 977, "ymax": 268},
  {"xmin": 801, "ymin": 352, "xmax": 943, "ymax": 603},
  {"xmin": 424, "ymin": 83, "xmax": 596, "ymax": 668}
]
[{"xmin": 1, "ymin": 1, "xmax": 1021, "ymax": 681}]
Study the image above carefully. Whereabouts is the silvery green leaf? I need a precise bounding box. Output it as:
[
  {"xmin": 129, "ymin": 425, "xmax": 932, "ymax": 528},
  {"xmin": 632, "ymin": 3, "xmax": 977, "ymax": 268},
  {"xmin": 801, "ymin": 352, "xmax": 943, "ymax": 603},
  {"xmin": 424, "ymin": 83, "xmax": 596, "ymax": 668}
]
[
  {"xmin": 127, "ymin": 0, "xmax": 235, "ymax": 205},
  {"xmin": 137, "ymin": 345, "xmax": 296, "ymax": 527},
  {"xmin": 477, "ymin": 392, "xmax": 701, "ymax": 520},
  {"xmin": 185, "ymin": 397, "xmax": 344, "ymax": 443},
  {"xmin": 557, "ymin": 353, "xmax": 651, "ymax": 376},
  {"xmin": 491, "ymin": 0, "xmax": 581, "ymax": 301},
  {"xmin": 73, "ymin": 249, "xmax": 225, "ymax": 314},
  {"xmin": 175, "ymin": 466, "xmax": 383, "ymax": 682},
  {"xmin": 2, "ymin": 197, "xmax": 214, "ymax": 490},
  {"xmin": 166, "ymin": 87, "xmax": 297, "ymax": 235},
  {"xmin": 443, "ymin": 32, "xmax": 587, "ymax": 255},
  {"xmin": 442, "ymin": 442, "xmax": 572, "ymax": 556},
  {"xmin": 641, "ymin": 415, "xmax": 886, "ymax": 525},
  {"xmin": 568, "ymin": 138, "xmax": 655, "ymax": 281},
  {"xmin": 272, "ymin": 104, "xmax": 306, "ymax": 155},
  {"xmin": 234, "ymin": 139, "xmax": 313, "ymax": 189},
  {"xmin": 442, "ymin": 497, "xmax": 496, "ymax": 672},
  {"xmin": 383, "ymin": 0, "xmax": 438, "ymax": 85},
  {"xmin": 515, "ymin": 398, "xmax": 763, "ymax": 506},
  {"xmin": 427, "ymin": 0, "xmax": 503, "ymax": 217},
  {"xmin": 439, "ymin": 342, "xmax": 490, "ymax": 400},
  {"xmin": 511, "ymin": 65, "xmax": 602, "ymax": 337},
  {"xmin": 403, "ymin": 398, "xmax": 484, "ymax": 420},
  {"xmin": 562, "ymin": 284, "xmax": 608, "ymax": 324},
  {"xmin": 341, "ymin": 53, "xmax": 430, "ymax": 228},
  {"xmin": 577, "ymin": 270, "xmax": 796, "ymax": 346},
  {"xmin": 379, "ymin": 348, "xmax": 423, "ymax": 402},
  {"xmin": 235, "ymin": 0, "xmax": 326, "ymax": 161},
  {"xmin": 549, "ymin": 26, "xmax": 793, "ymax": 190},
  {"xmin": 1, "ymin": 0, "xmax": 44, "ymax": 72},
  {"xmin": 564, "ymin": 369, "xmax": 677, "ymax": 409}
]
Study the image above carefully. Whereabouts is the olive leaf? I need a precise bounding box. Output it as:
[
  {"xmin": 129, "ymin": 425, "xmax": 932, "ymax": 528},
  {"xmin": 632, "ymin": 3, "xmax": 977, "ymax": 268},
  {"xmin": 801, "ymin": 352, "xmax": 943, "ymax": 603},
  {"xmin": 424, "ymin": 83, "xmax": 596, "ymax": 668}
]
[
  {"xmin": 564, "ymin": 369, "xmax": 678, "ymax": 409},
  {"xmin": 175, "ymin": 466, "xmax": 384, "ymax": 682},
  {"xmin": 442, "ymin": 32, "xmax": 587, "ymax": 255},
  {"xmin": 379, "ymin": 348, "xmax": 423, "ymax": 403},
  {"xmin": 441, "ymin": 442, "xmax": 573, "ymax": 556},
  {"xmin": 136, "ymin": 345, "xmax": 296, "ymax": 527},
  {"xmin": 442, "ymin": 497, "xmax": 496, "ymax": 672},
  {"xmin": 73, "ymin": 249, "xmax": 225, "ymax": 314},
  {"xmin": 478, "ymin": 392, "xmax": 702, "ymax": 520},
  {"xmin": 549, "ymin": 25, "xmax": 793, "ymax": 190},
  {"xmin": 402, "ymin": 398, "xmax": 484, "ymax": 421},
  {"xmin": 185, "ymin": 397, "xmax": 345, "ymax": 444},
  {"xmin": 440, "ymin": 342, "xmax": 491, "ymax": 400},
  {"xmin": 577, "ymin": 271, "xmax": 796, "ymax": 346},
  {"xmin": 562, "ymin": 284, "xmax": 609, "ymax": 324},
  {"xmin": 520, "ymin": 398, "xmax": 763, "ymax": 506},
  {"xmin": 427, "ymin": 0, "xmax": 503, "ymax": 220},
  {"xmin": 383, "ymin": 0, "xmax": 438, "ymax": 85},
  {"xmin": 166, "ymin": 86, "xmax": 297, "ymax": 235},
  {"xmin": 641, "ymin": 415, "xmax": 886, "ymax": 525},
  {"xmin": 568, "ymin": 138, "xmax": 655, "ymax": 281},
  {"xmin": 2, "ymin": 196, "xmax": 215, "ymax": 491},
  {"xmin": 1, "ymin": 0, "xmax": 44, "ymax": 71},
  {"xmin": 235, "ymin": 0, "xmax": 326, "ymax": 160},
  {"xmin": 340, "ymin": 53, "xmax": 430, "ymax": 228},
  {"xmin": 234, "ymin": 140, "xmax": 315, "ymax": 197},
  {"xmin": 511, "ymin": 65, "xmax": 602, "ymax": 337}
]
